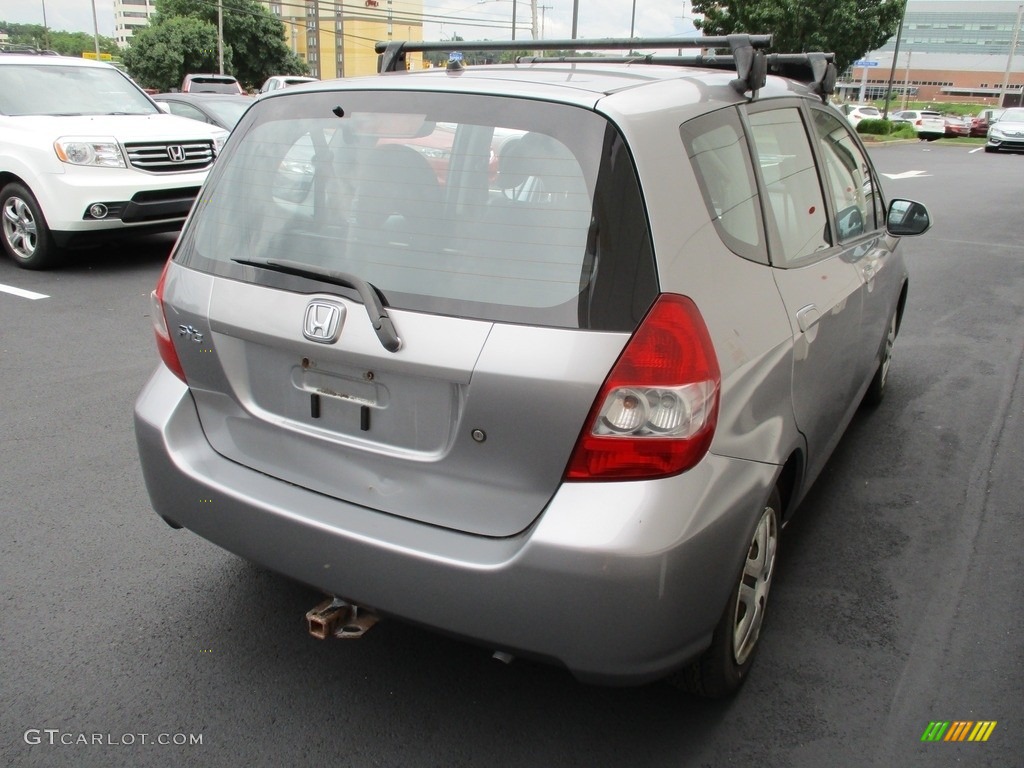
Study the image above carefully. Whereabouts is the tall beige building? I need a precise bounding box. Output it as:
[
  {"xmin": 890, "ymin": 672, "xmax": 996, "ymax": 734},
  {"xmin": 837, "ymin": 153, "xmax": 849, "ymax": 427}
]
[
  {"xmin": 262, "ymin": 0, "xmax": 425, "ymax": 79},
  {"xmin": 113, "ymin": 0, "xmax": 158, "ymax": 48}
]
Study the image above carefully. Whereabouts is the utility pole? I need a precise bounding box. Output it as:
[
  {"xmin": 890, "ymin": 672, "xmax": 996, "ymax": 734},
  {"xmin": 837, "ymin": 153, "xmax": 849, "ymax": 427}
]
[
  {"xmin": 997, "ymin": 3, "xmax": 1023, "ymax": 107},
  {"xmin": 882, "ymin": 0, "xmax": 908, "ymax": 119},
  {"xmin": 40, "ymin": 0, "xmax": 50, "ymax": 50},
  {"xmin": 538, "ymin": 4, "xmax": 551, "ymax": 38},
  {"xmin": 217, "ymin": 0, "xmax": 224, "ymax": 74},
  {"xmin": 90, "ymin": 0, "xmax": 101, "ymax": 59}
]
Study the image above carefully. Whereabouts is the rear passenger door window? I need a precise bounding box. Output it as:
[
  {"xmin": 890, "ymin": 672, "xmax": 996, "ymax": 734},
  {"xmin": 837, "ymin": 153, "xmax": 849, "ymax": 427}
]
[{"xmin": 745, "ymin": 107, "xmax": 830, "ymax": 267}]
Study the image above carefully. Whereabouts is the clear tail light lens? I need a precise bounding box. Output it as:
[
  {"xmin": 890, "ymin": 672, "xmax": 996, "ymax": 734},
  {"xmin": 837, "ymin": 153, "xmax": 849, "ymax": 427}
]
[{"xmin": 565, "ymin": 294, "xmax": 720, "ymax": 480}]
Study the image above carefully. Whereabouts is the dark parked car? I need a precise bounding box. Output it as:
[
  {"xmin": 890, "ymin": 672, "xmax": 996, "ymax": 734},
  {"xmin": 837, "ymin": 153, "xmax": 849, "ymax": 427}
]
[
  {"xmin": 152, "ymin": 93, "xmax": 253, "ymax": 131},
  {"xmin": 971, "ymin": 108, "xmax": 1005, "ymax": 138},
  {"xmin": 943, "ymin": 115, "xmax": 970, "ymax": 137},
  {"xmin": 135, "ymin": 35, "xmax": 931, "ymax": 698}
]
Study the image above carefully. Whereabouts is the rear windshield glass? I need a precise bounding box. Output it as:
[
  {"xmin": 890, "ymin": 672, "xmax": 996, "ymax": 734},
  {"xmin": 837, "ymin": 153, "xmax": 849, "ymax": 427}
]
[
  {"xmin": 186, "ymin": 76, "xmax": 240, "ymax": 93},
  {"xmin": 177, "ymin": 89, "xmax": 657, "ymax": 330}
]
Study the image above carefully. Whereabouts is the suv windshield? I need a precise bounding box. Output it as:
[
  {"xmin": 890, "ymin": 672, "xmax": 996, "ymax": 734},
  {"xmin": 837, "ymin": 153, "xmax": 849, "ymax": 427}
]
[
  {"xmin": 0, "ymin": 63, "xmax": 158, "ymax": 116},
  {"xmin": 180, "ymin": 90, "xmax": 657, "ymax": 330}
]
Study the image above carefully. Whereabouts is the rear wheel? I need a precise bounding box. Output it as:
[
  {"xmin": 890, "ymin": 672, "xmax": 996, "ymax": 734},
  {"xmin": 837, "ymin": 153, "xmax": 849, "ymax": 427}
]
[
  {"xmin": 863, "ymin": 310, "xmax": 897, "ymax": 407},
  {"xmin": 1, "ymin": 183, "xmax": 59, "ymax": 269},
  {"xmin": 670, "ymin": 488, "xmax": 781, "ymax": 697}
]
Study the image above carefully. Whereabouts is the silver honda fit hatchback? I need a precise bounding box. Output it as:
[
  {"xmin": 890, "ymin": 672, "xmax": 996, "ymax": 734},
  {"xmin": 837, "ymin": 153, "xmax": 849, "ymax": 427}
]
[{"xmin": 135, "ymin": 36, "xmax": 931, "ymax": 697}]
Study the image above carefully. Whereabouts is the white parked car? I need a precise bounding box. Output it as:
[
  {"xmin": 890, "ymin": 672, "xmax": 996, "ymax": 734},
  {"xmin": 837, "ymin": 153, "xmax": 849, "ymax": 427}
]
[
  {"xmin": 0, "ymin": 51, "xmax": 228, "ymax": 269},
  {"xmin": 890, "ymin": 109, "xmax": 945, "ymax": 141},
  {"xmin": 260, "ymin": 75, "xmax": 318, "ymax": 93},
  {"xmin": 839, "ymin": 103, "xmax": 882, "ymax": 127}
]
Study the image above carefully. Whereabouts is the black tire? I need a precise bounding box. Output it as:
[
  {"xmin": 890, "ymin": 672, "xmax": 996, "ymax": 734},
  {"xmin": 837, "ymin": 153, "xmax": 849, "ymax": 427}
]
[
  {"xmin": 863, "ymin": 310, "xmax": 897, "ymax": 407},
  {"xmin": 669, "ymin": 488, "xmax": 781, "ymax": 698},
  {"xmin": 0, "ymin": 182, "xmax": 60, "ymax": 269}
]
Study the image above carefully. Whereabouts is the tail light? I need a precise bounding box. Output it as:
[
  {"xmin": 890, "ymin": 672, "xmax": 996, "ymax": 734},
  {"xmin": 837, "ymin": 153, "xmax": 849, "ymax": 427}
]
[
  {"xmin": 151, "ymin": 259, "xmax": 187, "ymax": 383},
  {"xmin": 565, "ymin": 294, "xmax": 720, "ymax": 480},
  {"xmin": 915, "ymin": 119, "xmax": 923, "ymax": 126}
]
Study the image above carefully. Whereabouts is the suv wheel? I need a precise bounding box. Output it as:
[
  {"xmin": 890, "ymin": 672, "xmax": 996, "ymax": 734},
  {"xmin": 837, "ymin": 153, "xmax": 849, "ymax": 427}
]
[
  {"xmin": 1, "ymin": 183, "xmax": 59, "ymax": 269},
  {"xmin": 670, "ymin": 488, "xmax": 781, "ymax": 697}
]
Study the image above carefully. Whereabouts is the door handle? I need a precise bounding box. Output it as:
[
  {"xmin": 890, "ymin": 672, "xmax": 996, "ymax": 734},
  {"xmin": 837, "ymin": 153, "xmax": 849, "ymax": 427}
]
[{"xmin": 796, "ymin": 304, "xmax": 821, "ymax": 334}]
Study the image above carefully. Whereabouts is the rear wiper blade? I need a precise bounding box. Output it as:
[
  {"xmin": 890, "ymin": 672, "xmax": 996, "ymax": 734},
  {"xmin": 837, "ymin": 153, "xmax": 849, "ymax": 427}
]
[{"xmin": 232, "ymin": 257, "xmax": 401, "ymax": 352}]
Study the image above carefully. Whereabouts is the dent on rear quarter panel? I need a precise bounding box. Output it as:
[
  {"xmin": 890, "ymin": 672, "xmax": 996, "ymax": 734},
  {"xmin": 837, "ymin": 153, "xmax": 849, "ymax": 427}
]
[{"xmin": 613, "ymin": 102, "xmax": 798, "ymax": 468}]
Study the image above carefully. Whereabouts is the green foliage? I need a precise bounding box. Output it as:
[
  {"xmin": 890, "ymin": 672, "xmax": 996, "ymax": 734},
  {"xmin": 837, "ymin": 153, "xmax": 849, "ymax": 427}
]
[
  {"xmin": 0, "ymin": 22, "xmax": 118, "ymax": 58},
  {"xmin": 690, "ymin": 0, "xmax": 903, "ymax": 72},
  {"xmin": 124, "ymin": 0, "xmax": 307, "ymax": 90},
  {"xmin": 890, "ymin": 123, "xmax": 918, "ymax": 138},
  {"xmin": 121, "ymin": 16, "xmax": 226, "ymax": 92},
  {"xmin": 856, "ymin": 118, "xmax": 892, "ymax": 135}
]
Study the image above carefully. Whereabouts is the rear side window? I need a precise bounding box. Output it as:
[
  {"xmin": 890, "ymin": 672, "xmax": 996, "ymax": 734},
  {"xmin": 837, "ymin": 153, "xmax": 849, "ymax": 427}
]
[
  {"xmin": 680, "ymin": 108, "xmax": 765, "ymax": 264},
  {"xmin": 179, "ymin": 90, "xmax": 657, "ymax": 330}
]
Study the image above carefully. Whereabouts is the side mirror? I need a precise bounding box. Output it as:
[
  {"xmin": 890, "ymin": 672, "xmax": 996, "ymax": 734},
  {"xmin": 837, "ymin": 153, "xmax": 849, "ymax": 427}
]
[
  {"xmin": 156, "ymin": 102, "xmax": 171, "ymax": 114},
  {"xmin": 886, "ymin": 198, "xmax": 931, "ymax": 237}
]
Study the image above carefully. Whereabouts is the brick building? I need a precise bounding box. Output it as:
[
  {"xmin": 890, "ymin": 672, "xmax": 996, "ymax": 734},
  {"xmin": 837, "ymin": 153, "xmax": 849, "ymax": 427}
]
[{"xmin": 837, "ymin": 0, "xmax": 1024, "ymax": 107}]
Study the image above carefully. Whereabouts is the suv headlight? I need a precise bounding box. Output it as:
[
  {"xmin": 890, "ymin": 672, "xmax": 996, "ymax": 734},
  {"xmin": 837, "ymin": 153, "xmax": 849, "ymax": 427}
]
[{"xmin": 54, "ymin": 137, "xmax": 126, "ymax": 168}]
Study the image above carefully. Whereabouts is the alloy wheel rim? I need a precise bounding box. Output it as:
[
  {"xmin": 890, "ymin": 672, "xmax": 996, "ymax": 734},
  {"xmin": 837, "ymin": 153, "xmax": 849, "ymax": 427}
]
[
  {"xmin": 2, "ymin": 197, "xmax": 38, "ymax": 260},
  {"xmin": 878, "ymin": 314, "xmax": 897, "ymax": 390},
  {"xmin": 732, "ymin": 502, "xmax": 778, "ymax": 666}
]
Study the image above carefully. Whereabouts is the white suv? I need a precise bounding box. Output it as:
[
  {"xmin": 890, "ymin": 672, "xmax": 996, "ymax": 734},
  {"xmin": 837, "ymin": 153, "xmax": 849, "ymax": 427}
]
[{"xmin": 0, "ymin": 51, "xmax": 228, "ymax": 269}]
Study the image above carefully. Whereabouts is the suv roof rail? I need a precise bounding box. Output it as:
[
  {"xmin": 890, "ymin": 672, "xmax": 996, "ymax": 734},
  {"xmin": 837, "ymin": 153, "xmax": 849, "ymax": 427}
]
[{"xmin": 375, "ymin": 35, "xmax": 835, "ymax": 100}]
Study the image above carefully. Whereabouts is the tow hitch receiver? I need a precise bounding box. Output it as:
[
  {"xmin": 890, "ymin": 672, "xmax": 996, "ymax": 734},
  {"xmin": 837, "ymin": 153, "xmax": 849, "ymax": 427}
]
[{"xmin": 306, "ymin": 597, "xmax": 379, "ymax": 639}]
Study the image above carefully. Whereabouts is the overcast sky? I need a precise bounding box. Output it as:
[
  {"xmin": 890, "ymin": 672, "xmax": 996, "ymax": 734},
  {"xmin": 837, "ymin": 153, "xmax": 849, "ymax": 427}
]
[{"xmin": 3, "ymin": 0, "xmax": 701, "ymax": 42}]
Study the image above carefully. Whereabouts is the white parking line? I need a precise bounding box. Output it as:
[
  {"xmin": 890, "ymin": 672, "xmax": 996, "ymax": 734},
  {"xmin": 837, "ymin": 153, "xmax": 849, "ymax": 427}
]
[{"xmin": 0, "ymin": 283, "xmax": 49, "ymax": 300}]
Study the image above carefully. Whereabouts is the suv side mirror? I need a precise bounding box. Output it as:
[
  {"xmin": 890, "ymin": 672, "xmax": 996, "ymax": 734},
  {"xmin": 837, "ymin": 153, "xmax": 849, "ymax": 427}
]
[{"xmin": 886, "ymin": 199, "xmax": 931, "ymax": 237}]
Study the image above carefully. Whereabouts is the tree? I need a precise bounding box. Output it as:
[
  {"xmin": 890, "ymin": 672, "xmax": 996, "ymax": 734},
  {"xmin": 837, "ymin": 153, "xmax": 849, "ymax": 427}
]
[
  {"xmin": 121, "ymin": 16, "xmax": 228, "ymax": 92},
  {"xmin": 0, "ymin": 22, "xmax": 118, "ymax": 58},
  {"xmin": 690, "ymin": 0, "xmax": 904, "ymax": 72},
  {"xmin": 141, "ymin": 0, "xmax": 308, "ymax": 89}
]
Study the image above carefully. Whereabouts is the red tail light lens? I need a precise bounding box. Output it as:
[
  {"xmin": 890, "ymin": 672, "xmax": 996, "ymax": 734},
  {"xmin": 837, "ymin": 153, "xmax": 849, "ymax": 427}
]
[
  {"xmin": 565, "ymin": 294, "xmax": 720, "ymax": 480},
  {"xmin": 151, "ymin": 259, "xmax": 187, "ymax": 383}
]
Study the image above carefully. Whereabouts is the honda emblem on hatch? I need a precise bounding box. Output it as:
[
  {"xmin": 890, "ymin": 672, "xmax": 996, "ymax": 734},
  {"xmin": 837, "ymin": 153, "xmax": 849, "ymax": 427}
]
[
  {"xmin": 303, "ymin": 301, "xmax": 344, "ymax": 343},
  {"xmin": 167, "ymin": 145, "xmax": 187, "ymax": 162}
]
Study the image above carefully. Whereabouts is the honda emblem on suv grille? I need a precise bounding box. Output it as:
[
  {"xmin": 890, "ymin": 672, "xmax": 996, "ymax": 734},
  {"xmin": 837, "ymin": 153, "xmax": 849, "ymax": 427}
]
[
  {"xmin": 166, "ymin": 145, "xmax": 187, "ymax": 162},
  {"xmin": 303, "ymin": 301, "xmax": 344, "ymax": 343}
]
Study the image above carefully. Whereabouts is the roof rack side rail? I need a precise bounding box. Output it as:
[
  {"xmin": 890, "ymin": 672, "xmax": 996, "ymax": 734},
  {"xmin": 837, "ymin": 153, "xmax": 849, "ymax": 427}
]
[{"xmin": 375, "ymin": 34, "xmax": 773, "ymax": 73}]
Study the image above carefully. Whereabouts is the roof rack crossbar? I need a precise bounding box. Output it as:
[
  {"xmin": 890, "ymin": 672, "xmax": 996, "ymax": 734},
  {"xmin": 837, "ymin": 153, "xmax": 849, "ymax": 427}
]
[
  {"xmin": 375, "ymin": 36, "xmax": 836, "ymax": 102},
  {"xmin": 376, "ymin": 35, "xmax": 773, "ymax": 73}
]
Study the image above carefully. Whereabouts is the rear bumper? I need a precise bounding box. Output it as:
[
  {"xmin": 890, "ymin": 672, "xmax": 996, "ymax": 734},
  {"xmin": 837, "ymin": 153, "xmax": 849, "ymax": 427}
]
[{"xmin": 134, "ymin": 365, "xmax": 778, "ymax": 686}]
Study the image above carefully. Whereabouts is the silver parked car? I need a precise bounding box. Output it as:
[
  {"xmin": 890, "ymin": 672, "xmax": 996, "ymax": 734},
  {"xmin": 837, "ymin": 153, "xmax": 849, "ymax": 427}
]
[
  {"xmin": 985, "ymin": 107, "xmax": 1024, "ymax": 152},
  {"xmin": 135, "ymin": 35, "xmax": 931, "ymax": 697}
]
